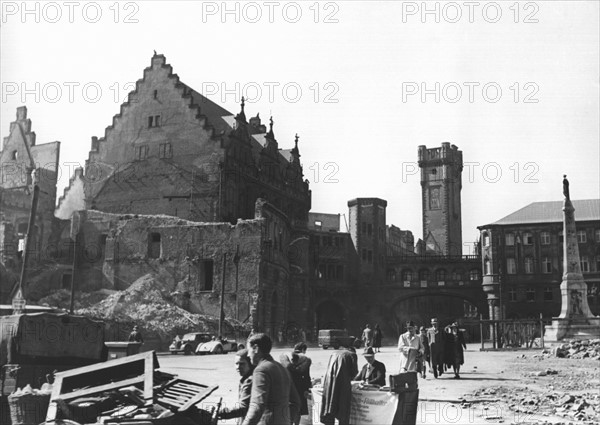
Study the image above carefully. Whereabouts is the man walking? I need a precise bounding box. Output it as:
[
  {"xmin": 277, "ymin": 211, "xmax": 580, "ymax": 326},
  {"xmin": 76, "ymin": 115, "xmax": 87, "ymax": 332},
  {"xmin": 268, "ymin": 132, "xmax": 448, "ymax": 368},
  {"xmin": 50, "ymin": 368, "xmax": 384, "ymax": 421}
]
[
  {"xmin": 242, "ymin": 333, "xmax": 300, "ymax": 425},
  {"xmin": 362, "ymin": 324, "xmax": 373, "ymax": 348},
  {"xmin": 218, "ymin": 349, "xmax": 254, "ymax": 424},
  {"xmin": 427, "ymin": 317, "xmax": 445, "ymax": 378},
  {"xmin": 398, "ymin": 321, "xmax": 424, "ymax": 372}
]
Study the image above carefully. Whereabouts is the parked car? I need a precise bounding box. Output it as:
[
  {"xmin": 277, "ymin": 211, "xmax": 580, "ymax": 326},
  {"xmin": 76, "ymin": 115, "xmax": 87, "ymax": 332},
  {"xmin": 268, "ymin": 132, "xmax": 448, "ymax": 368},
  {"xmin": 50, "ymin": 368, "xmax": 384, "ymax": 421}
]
[
  {"xmin": 196, "ymin": 337, "xmax": 245, "ymax": 355},
  {"xmin": 318, "ymin": 329, "xmax": 361, "ymax": 350},
  {"xmin": 169, "ymin": 332, "xmax": 212, "ymax": 355}
]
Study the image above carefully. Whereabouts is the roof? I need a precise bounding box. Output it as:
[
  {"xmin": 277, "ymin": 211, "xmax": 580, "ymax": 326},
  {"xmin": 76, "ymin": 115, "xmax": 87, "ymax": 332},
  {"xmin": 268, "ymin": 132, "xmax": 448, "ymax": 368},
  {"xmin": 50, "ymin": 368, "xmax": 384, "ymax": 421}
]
[{"xmin": 483, "ymin": 199, "xmax": 600, "ymax": 226}]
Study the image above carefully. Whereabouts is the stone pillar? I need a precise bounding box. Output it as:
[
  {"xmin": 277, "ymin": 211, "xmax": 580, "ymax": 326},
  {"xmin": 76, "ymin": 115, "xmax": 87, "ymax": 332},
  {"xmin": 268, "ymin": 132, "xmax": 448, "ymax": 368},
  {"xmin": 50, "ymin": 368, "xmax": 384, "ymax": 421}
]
[
  {"xmin": 482, "ymin": 274, "xmax": 502, "ymax": 347},
  {"xmin": 545, "ymin": 195, "xmax": 600, "ymax": 341}
]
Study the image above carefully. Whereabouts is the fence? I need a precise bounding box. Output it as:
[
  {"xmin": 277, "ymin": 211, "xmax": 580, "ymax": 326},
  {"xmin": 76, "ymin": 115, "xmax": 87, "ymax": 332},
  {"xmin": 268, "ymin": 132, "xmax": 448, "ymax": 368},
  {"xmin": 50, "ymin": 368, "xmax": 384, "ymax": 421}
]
[{"xmin": 476, "ymin": 314, "xmax": 546, "ymax": 350}]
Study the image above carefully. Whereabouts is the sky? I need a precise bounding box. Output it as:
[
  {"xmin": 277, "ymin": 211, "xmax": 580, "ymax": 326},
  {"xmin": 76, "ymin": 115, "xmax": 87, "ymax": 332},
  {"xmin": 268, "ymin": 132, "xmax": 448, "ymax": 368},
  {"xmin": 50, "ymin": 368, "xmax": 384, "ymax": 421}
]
[{"xmin": 1, "ymin": 1, "xmax": 599, "ymax": 254}]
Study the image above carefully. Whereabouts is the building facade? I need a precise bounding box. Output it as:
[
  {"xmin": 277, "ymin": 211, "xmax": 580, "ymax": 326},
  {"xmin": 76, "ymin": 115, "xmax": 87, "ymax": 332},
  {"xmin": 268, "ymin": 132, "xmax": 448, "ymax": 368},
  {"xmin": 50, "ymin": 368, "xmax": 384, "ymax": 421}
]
[{"xmin": 478, "ymin": 199, "xmax": 600, "ymax": 320}]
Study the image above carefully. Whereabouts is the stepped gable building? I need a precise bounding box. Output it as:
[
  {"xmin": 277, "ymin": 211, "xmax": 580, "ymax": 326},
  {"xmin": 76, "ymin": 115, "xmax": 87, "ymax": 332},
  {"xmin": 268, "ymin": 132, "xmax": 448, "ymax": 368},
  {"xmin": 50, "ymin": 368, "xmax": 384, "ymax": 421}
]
[
  {"xmin": 478, "ymin": 199, "xmax": 600, "ymax": 320},
  {"xmin": 0, "ymin": 107, "xmax": 61, "ymax": 303},
  {"xmin": 1, "ymin": 53, "xmax": 312, "ymax": 341},
  {"xmin": 57, "ymin": 53, "xmax": 310, "ymax": 225}
]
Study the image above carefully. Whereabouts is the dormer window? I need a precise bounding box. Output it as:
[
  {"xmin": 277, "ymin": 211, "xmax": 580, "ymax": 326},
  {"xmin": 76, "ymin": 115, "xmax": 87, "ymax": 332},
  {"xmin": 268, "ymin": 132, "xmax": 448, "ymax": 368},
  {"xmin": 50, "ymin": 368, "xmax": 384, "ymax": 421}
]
[
  {"xmin": 11, "ymin": 150, "xmax": 18, "ymax": 160},
  {"xmin": 148, "ymin": 115, "xmax": 161, "ymax": 128},
  {"xmin": 153, "ymin": 90, "xmax": 158, "ymax": 99}
]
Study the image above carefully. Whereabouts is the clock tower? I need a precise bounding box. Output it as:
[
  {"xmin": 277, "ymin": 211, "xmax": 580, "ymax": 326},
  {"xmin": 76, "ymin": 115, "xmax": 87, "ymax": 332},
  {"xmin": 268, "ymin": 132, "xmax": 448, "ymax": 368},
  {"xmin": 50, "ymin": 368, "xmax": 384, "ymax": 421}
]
[{"xmin": 418, "ymin": 143, "xmax": 463, "ymax": 256}]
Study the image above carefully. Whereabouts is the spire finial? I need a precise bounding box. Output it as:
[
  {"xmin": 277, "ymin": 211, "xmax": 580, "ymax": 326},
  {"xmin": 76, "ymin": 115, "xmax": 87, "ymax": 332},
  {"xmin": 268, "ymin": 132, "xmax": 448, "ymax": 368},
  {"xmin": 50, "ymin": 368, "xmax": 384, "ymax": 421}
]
[
  {"xmin": 269, "ymin": 116, "xmax": 273, "ymax": 132},
  {"xmin": 241, "ymin": 96, "xmax": 245, "ymax": 112},
  {"xmin": 153, "ymin": 50, "xmax": 157, "ymax": 56},
  {"xmin": 294, "ymin": 133, "xmax": 299, "ymax": 149},
  {"xmin": 563, "ymin": 174, "xmax": 570, "ymax": 200}
]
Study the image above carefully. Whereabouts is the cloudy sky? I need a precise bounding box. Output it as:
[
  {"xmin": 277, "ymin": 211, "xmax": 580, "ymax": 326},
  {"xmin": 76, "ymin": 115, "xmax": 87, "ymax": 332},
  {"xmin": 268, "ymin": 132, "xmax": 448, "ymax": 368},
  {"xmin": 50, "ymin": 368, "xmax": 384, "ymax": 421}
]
[{"xmin": 2, "ymin": 1, "xmax": 598, "ymax": 253}]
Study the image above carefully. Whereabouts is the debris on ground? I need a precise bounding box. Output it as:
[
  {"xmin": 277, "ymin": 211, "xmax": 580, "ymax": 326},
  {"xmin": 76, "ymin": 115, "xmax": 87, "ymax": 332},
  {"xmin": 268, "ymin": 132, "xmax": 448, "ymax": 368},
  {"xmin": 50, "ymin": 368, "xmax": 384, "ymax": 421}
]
[
  {"xmin": 464, "ymin": 342, "xmax": 600, "ymax": 424},
  {"xmin": 41, "ymin": 273, "xmax": 250, "ymax": 345}
]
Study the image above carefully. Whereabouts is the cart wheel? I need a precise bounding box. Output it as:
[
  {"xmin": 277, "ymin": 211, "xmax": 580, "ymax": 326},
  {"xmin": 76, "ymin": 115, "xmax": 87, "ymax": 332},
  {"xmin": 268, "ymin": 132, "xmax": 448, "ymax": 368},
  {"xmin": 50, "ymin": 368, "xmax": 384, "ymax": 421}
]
[
  {"xmin": 214, "ymin": 345, "xmax": 224, "ymax": 354},
  {"xmin": 322, "ymin": 346, "xmax": 328, "ymax": 350},
  {"xmin": 184, "ymin": 345, "xmax": 192, "ymax": 355}
]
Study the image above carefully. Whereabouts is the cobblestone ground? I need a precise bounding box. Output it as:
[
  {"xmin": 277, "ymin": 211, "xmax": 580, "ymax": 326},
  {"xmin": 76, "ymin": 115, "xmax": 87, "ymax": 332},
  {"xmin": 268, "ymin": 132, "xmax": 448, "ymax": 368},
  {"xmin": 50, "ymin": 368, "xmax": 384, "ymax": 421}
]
[{"xmin": 158, "ymin": 342, "xmax": 599, "ymax": 425}]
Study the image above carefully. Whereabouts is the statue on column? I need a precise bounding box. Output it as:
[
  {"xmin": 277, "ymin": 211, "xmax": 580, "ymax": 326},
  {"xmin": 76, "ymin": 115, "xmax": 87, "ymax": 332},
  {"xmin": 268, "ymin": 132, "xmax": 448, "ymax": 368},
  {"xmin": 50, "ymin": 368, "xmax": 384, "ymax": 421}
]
[{"xmin": 563, "ymin": 175, "xmax": 570, "ymax": 200}]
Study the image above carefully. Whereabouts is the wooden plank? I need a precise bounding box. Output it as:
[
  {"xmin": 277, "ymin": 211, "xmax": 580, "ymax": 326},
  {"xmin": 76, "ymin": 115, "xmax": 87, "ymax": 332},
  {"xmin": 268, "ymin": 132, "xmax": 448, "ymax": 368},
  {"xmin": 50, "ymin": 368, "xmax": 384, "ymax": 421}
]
[
  {"xmin": 46, "ymin": 351, "xmax": 156, "ymax": 422},
  {"xmin": 57, "ymin": 376, "xmax": 145, "ymax": 401},
  {"xmin": 178, "ymin": 385, "xmax": 218, "ymax": 411}
]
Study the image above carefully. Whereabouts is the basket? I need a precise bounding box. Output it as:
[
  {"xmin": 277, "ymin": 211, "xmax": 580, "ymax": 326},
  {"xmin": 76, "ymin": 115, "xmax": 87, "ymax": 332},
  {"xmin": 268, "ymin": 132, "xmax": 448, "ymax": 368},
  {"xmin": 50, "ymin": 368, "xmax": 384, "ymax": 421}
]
[{"xmin": 7, "ymin": 392, "xmax": 50, "ymax": 425}]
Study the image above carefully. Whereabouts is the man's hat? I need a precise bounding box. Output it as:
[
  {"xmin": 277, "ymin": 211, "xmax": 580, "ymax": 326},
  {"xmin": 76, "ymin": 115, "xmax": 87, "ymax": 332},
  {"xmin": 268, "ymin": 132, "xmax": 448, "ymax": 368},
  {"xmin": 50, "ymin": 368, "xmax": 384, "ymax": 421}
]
[
  {"xmin": 363, "ymin": 347, "xmax": 375, "ymax": 357},
  {"xmin": 406, "ymin": 320, "xmax": 416, "ymax": 328},
  {"xmin": 451, "ymin": 322, "xmax": 458, "ymax": 328}
]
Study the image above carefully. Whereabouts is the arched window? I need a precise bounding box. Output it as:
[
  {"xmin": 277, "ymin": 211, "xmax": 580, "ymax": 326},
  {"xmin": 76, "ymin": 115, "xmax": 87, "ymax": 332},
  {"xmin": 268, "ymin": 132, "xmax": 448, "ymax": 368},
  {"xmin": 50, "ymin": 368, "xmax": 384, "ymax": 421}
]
[
  {"xmin": 452, "ymin": 269, "xmax": 464, "ymax": 281},
  {"xmin": 402, "ymin": 269, "xmax": 413, "ymax": 282},
  {"xmin": 436, "ymin": 268, "xmax": 447, "ymax": 281}
]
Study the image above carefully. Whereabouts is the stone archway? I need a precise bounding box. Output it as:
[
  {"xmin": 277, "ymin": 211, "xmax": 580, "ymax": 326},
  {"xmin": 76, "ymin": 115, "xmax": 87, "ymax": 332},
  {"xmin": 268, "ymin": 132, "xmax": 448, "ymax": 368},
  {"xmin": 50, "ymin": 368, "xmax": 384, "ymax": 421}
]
[{"xmin": 390, "ymin": 294, "xmax": 481, "ymax": 341}]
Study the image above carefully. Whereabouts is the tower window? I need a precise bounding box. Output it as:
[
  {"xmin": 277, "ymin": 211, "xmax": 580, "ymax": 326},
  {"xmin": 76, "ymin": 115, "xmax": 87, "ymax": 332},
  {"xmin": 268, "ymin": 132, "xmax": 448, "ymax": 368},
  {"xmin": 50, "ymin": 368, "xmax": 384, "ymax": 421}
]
[
  {"xmin": 148, "ymin": 115, "xmax": 161, "ymax": 128},
  {"xmin": 506, "ymin": 258, "xmax": 516, "ymax": 274},
  {"xmin": 542, "ymin": 257, "xmax": 552, "ymax": 273},
  {"xmin": 153, "ymin": 90, "xmax": 158, "ymax": 99}
]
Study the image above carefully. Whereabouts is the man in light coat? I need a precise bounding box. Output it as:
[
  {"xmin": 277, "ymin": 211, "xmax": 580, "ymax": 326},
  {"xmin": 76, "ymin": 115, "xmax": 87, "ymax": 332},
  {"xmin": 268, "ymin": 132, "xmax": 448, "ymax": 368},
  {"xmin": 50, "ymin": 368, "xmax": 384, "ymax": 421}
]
[
  {"xmin": 242, "ymin": 333, "xmax": 300, "ymax": 425},
  {"xmin": 398, "ymin": 320, "xmax": 424, "ymax": 372}
]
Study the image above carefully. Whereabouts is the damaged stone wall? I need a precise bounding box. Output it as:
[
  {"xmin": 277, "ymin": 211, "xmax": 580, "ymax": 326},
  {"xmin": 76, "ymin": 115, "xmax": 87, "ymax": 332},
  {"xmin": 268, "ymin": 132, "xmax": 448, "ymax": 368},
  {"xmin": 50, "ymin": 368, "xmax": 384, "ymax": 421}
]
[{"xmin": 73, "ymin": 199, "xmax": 292, "ymax": 336}]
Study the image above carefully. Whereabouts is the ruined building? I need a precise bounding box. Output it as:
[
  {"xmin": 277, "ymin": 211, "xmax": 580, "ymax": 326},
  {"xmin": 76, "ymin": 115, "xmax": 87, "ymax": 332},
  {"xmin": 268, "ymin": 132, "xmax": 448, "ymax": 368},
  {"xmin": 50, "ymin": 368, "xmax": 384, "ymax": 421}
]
[{"xmin": 0, "ymin": 107, "xmax": 60, "ymax": 302}]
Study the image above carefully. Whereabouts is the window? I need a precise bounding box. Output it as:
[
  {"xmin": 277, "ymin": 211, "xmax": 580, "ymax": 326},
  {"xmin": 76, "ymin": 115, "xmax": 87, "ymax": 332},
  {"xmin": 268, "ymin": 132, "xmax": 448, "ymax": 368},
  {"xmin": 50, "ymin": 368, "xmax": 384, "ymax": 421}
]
[
  {"xmin": 61, "ymin": 273, "xmax": 72, "ymax": 290},
  {"xmin": 508, "ymin": 288, "xmax": 517, "ymax": 302},
  {"xmin": 387, "ymin": 269, "xmax": 396, "ymax": 281},
  {"xmin": 367, "ymin": 224, "xmax": 372, "ymax": 237},
  {"xmin": 159, "ymin": 143, "xmax": 172, "ymax": 159},
  {"xmin": 419, "ymin": 269, "xmax": 430, "ymax": 281},
  {"xmin": 482, "ymin": 233, "xmax": 490, "ymax": 247},
  {"xmin": 362, "ymin": 249, "xmax": 367, "ymax": 261},
  {"xmin": 436, "ymin": 269, "xmax": 447, "ymax": 281},
  {"xmin": 11, "ymin": 150, "xmax": 18, "ymax": 160},
  {"xmin": 506, "ymin": 258, "xmax": 517, "ymax": 274},
  {"xmin": 523, "ymin": 233, "xmax": 533, "ymax": 245},
  {"xmin": 136, "ymin": 145, "xmax": 149, "ymax": 160},
  {"xmin": 469, "ymin": 269, "xmax": 480, "ymax": 281},
  {"xmin": 148, "ymin": 233, "xmax": 161, "ymax": 258},
  {"xmin": 314, "ymin": 220, "xmax": 322, "ymax": 228},
  {"xmin": 542, "ymin": 257, "xmax": 552, "ymax": 273},
  {"xmin": 580, "ymin": 256, "xmax": 589, "ymax": 272},
  {"xmin": 559, "ymin": 231, "xmax": 563, "ymax": 243},
  {"xmin": 505, "ymin": 233, "xmax": 515, "ymax": 246},
  {"xmin": 148, "ymin": 115, "xmax": 161, "ymax": 128},
  {"xmin": 318, "ymin": 264, "xmax": 326, "ymax": 279},
  {"xmin": 524, "ymin": 257, "xmax": 534, "ymax": 274},
  {"xmin": 198, "ymin": 260, "xmax": 213, "ymax": 291},
  {"xmin": 402, "ymin": 269, "xmax": 413, "ymax": 281},
  {"xmin": 544, "ymin": 287, "xmax": 553, "ymax": 301},
  {"xmin": 452, "ymin": 269, "xmax": 463, "ymax": 281},
  {"xmin": 540, "ymin": 232, "xmax": 550, "ymax": 245},
  {"xmin": 362, "ymin": 222, "xmax": 367, "ymax": 234},
  {"xmin": 153, "ymin": 90, "xmax": 158, "ymax": 99},
  {"xmin": 596, "ymin": 229, "xmax": 600, "ymax": 242},
  {"xmin": 526, "ymin": 288, "xmax": 536, "ymax": 302},
  {"xmin": 336, "ymin": 265, "xmax": 343, "ymax": 279},
  {"xmin": 577, "ymin": 230, "xmax": 587, "ymax": 243}
]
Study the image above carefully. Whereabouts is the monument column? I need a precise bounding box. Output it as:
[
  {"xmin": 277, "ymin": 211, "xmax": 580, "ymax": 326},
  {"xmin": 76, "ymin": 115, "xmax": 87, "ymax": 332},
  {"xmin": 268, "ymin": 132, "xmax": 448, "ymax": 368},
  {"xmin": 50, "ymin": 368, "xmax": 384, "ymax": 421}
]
[{"xmin": 545, "ymin": 176, "xmax": 600, "ymax": 341}]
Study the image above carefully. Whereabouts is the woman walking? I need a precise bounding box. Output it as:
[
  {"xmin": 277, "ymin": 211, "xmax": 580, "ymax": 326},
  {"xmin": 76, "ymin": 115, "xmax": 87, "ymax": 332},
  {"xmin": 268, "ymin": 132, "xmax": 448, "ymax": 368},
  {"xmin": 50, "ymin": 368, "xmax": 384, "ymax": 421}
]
[{"xmin": 373, "ymin": 324, "xmax": 383, "ymax": 353}]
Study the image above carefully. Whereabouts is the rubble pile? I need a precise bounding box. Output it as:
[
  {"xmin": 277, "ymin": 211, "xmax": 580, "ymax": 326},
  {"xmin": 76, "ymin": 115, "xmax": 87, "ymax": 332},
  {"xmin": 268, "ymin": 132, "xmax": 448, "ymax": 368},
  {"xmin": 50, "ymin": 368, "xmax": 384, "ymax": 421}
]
[
  {"xmin": 468, "ymin": 385, "xmax": 600, "ymax": 423},
  {"xmin": 545, "ymin": 339, "xmax": 600, "ymax": 360},
  {"xmin": 74, "ymin": 273, "xmax": 248, "ymax": 343}
]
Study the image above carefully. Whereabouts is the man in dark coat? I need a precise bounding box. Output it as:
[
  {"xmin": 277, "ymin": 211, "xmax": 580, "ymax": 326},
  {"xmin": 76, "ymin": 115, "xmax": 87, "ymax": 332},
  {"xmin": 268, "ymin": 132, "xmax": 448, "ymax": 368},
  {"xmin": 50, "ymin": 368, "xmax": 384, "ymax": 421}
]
[
  {"xmin": 445, "ymin": 322, "xmax": 467, "ymax": 379},
  {"xmin": 242, "ymin": 333, "xmax": 300, "ymax": 425},
  {"xmin": 426, "ymin": 317, "xmax": 445, "ymax": 378},
  {"xmin": 280, "ymin": 342, "xmax": 312, "ymax": 425},
  {"xmin": 354, "ymin": 347, "xmax": 386, "ymax": 386},
  {"xmin": 219, "ymin": 348, "xmax": 254, "ymax": 424},
  {"xmin": 320, "ymin": 349, "xmax": 357, "ymax": 425}
]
